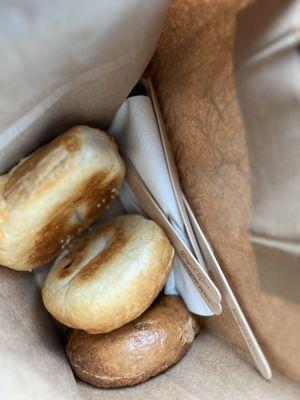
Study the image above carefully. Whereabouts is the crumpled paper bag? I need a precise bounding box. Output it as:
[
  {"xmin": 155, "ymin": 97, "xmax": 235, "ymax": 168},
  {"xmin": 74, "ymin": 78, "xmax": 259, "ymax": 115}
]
[
  {"xmin": 0, "ymin": 0, "xmax": 300, "ymax": 399},
  {"xmin": 0, "ymin": 0, "xmax": 167, "ymax": 173},
  {"xmin": 0, "ymin": 1, "xmax": 169, "ymax": 398},
  {"xmin": 151, "ymin": 0, "xmax": 300, "ymax": 383}
]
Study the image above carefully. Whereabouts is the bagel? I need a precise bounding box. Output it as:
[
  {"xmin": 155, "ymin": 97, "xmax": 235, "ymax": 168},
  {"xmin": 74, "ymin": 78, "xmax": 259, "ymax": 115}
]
[
  {"xmin": 66, "ymin": 295, "xmax": 199, "ymax": 388},
  {"xmin": 42, "ymin": 214, "xmax": 174, "ymax": 333},
  {"xmin": 0, "ymin": 125, "xmax": 125, "ymax": 271}
]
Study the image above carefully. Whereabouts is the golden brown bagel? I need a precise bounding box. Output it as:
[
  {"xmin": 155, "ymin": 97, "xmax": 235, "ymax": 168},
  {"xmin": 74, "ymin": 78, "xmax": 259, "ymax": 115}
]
[
  {"xmin": 66, "ymin": 295, "xmax": 199, "ymax": 388},
  {"xmin": 42, "ymin": 214, "xmax": 174, "ymax": 333},
  {"xmin": 0, "ymin": 126, "xmax": 125, "ymax": 271}
]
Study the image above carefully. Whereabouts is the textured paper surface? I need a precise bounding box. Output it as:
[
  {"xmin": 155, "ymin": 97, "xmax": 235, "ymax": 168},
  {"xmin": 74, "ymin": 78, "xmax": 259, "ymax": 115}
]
[
  {"xmin": 235, "ymin": 0, "xmax": 300, "ymax": 380},
  {"xmin": 0, "ymin": 0, "xmax": 300, "ymax": 399},
  {"xmin": 0, "ymin": 1, "xmax": 168, "ymax": 398},
  {"xmin": 151, "ymin": 0, "xmax": 300, "ymax": 383},
  {"xmin": 0, "ymin": 0, "xmax": 168, "ymax": 173}
]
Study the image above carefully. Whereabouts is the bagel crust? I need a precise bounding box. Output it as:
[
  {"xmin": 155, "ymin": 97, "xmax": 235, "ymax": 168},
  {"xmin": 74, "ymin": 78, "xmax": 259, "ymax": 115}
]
[
  {"xmin": 42, "ymin": 215, "xmax": 175, "ymax": 333},
  {"xmin": 0, "ymin": 126, "xmax": 125, "ymax": 271},
  {"xmin": 66, "ymin": 296, "xmax": 199, "ymax": 388}
]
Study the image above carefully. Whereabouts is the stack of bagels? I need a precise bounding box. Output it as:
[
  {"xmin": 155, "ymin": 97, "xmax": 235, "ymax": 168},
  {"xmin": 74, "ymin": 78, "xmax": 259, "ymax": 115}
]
[{"xmin": 0, "ymin": 125, "xmax": 199, "ymax": 387}]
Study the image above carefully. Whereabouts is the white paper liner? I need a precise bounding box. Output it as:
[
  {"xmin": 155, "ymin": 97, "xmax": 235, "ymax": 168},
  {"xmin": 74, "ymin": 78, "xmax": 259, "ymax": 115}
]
[{"xmin": 108, "ymin": 95, "xmax": 213, "ymax": 316}]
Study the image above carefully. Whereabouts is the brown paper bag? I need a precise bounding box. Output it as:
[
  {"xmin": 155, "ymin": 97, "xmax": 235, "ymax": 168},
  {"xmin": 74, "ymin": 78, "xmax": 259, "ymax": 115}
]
[
  {"xmin": 151, "ymin": 0, "xmax": 300, "ymax": 384},
  {"xmin": 1, "ymin": 1, "xmax": 300, "ymax": 399}
]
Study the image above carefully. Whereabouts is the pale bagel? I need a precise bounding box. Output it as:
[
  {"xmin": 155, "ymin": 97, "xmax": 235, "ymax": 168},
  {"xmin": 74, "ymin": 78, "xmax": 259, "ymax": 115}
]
[
  {"xmin": 66, "ymin": 295, "xmax": 199, "ymax": 387},
  {"xmin": 42, "ymin": 215, "xmax": 174, "ymax": 333},
  {"xmin": 0, "ymin": 126, "xmax": 125, "ymax": 271}
]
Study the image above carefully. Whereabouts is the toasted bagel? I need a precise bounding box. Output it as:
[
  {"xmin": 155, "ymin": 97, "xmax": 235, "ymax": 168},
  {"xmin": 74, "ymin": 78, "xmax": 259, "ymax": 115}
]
[
  {"xmin": 66, "ymin": 295, "xmax": 199, "ymax": 387},
  {"xmin": 42, "ymin": 214, "xmax": 174, "ymax": 333},
  {"xmin": 0, "ymin": 125, "xmax": 125, "ymax": 271}
]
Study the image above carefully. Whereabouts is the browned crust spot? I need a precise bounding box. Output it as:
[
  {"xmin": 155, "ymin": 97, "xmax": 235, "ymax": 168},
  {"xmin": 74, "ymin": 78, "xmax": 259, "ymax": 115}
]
[
  {"xmin": 58, "ymin": 224, "xmax": 128, "ymax": 280},
  {"xmin": 64, "ymin": 135, "xmax": 82, "ymax": 153},
  {"xmin": 79, "ymin": 226, "xmax": 128, "ymax": 281},
  {"xmin": 66, "ymin": 296, "xmax": 198, "ymax": 388},
  {"xmin": 28, "ymin": 173, "xmax": 121, "ymax": 267},
  {"xmin": 82, "ymin": 341, "xmax": 193, "ymax": 388}
]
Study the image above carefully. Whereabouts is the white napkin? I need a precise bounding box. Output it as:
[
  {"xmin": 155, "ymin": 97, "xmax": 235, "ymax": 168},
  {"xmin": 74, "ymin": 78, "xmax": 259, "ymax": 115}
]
[{"xmin": 109, "ymin": 95, "xmax": 213, "ymax": 316}]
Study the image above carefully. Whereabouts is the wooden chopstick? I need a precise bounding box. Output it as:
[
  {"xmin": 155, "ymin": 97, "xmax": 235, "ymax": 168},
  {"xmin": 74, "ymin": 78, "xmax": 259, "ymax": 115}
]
[
  {"xmin": 143, "ymin": 78, "xmax": 206, "ymax": 266},
  {"xmin": 125, "ymin": 158, "xmax": 222, "ymax": 315},
  {"xmin": 143, "ymin": 77, "xmax": 271, "ymax": 380},
  {"xmin": 182, "ymin": 192, "xmax": 272, "ymax": 380}
]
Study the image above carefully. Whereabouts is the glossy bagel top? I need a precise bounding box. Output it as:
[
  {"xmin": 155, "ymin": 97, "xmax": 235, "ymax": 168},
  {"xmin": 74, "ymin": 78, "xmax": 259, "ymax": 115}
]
[{"xmin": 66, "ymin": 295, "xmax": 199, "ymax": 387}]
